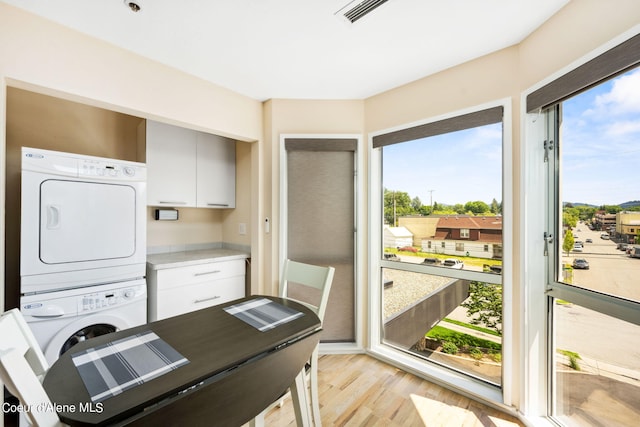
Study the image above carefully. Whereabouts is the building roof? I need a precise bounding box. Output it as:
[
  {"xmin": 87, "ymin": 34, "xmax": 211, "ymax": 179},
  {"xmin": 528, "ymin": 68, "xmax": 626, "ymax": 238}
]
[
  {"xmin": 435, "ymin": 216, "xmax": 503, "ymax": 230},
  {"xmin": 384, "ymin": 226, "xmax": 413, "ymax": 238}
]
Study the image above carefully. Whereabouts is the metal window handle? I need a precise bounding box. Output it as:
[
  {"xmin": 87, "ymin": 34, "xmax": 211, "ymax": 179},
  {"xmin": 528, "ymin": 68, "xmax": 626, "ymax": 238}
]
[
  {"xmin": 194, "ymin": 295, "xmax": 221, "ymax": 304},
  {"xmin": 194, "ymin": 270, "xmax": 221, "ymax": 277}
]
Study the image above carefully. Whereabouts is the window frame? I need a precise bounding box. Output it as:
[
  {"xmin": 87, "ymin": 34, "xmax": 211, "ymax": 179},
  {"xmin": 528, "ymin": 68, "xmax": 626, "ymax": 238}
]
[
  {"xmin": 522, "ymin": 27, "xmax": 640, "ymax": 422},
  {"xmin": 368, "ymin": 99, "xmax": 513, "ymax": 408}
]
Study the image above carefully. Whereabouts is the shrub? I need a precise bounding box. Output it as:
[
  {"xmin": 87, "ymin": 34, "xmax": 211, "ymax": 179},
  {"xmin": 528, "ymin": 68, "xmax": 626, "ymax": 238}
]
[
  {"xmin": 569, "ymin": 355, "xmax": 581, "ymax": 371},
  {"xmin": 441, "ymin": 341, "xmax": 458, "ymax": 355},
  {"xmin": 469, "ymin": 347, "xmax": 483, "ymax": 360}
]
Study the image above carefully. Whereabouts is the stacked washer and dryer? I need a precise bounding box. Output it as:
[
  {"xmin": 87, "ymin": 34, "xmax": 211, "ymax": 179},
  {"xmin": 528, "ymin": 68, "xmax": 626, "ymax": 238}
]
[{"xmin": 19, "ymin": 147, "xmax": 148, "ymax": 365}]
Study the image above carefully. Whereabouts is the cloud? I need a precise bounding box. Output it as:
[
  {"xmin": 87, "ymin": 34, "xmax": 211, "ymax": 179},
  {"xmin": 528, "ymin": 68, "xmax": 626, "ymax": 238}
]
[
  {"xmin": 593, "ymin": 68, "xmax": 640, "ymax": 115},
  {"xmin": 603, "ymin": 119, "xmax": 640, "ymax": 137}
]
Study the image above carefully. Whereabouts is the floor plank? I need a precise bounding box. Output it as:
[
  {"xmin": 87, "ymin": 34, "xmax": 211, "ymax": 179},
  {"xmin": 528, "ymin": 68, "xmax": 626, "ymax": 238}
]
[{"xmin": 260, "ymin": 353, "xmax": 524, "ymax": 427}]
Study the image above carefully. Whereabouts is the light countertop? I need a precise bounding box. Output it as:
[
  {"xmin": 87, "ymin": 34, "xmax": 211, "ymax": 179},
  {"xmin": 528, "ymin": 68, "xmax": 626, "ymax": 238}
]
[{"xmin": 147, "ymin": 248, "xmax": 249, "ymax": 270}]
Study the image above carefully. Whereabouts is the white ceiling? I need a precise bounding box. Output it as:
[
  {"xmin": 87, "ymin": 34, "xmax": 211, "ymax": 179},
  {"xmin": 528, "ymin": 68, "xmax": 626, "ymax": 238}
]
[{"xmin": 2, "ymin": 0, "xmax": 569, "ymax": 101}]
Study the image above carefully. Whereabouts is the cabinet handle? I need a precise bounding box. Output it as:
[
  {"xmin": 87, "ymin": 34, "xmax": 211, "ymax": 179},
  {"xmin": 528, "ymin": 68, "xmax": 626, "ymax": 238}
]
[
  {"xmin": 206, "ymin": 203, "xmax": 229, "ymax": 207},
  {"xmin": 158, "ymin": 201, "xmax": 188, "ymax": 205},
  {"xmin": 194, "ymin": 270, "xmax": 221, "ymax": 277},
  {"xmin": 194, "ymin": 295, "xmax": 221, "ymax": 304}
]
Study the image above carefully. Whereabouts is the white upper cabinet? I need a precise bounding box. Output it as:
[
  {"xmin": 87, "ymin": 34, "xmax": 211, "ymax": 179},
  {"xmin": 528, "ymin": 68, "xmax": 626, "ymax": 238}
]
[
  {"xmin": 146, "ymin": 120, "xmax": 235, "ymax": 209},
  {"xmin": 196, "ymin": 132, "xmax": 236, "ymax": 209},
  {"xmin": 146, "ymin": 121, "xmax": 197, "ymax": 207}
]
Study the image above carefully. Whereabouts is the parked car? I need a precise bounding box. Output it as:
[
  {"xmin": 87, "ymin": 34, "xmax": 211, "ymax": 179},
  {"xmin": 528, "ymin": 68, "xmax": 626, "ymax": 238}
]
[
  {"xmin": 600, "ymin": 233, "xmax": 610, "ymax": 240},
  {"xmin": 397, "ymin": 246, "xmax": 418, "ymax": 253},
  {"xmin": 572, "ymin": 244, "xmax": 583, "ymax": 252},
  {"xmin": 422, "ymin": 257, "xmax": 440, "ymax": 265},
  {"xmin": 443, "ymin": 259, "xmax": 464, "ymax": 269},
  {"xmin": 383, "ymin": 253, "xmax": 399, "ymax": 261},
  {"xmin": 488, "ymin": 264, "xmax": 503, "ymax": 274},
  {"xmin": 585, "ymin": 238, "xmax": 593, "ymax": 243},
  {"xmin": 572, "ymin": 258, "xmax": 589, "ymax": 269}
]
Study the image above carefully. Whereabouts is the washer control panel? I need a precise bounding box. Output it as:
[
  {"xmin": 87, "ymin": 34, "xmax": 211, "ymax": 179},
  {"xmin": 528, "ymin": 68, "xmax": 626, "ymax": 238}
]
[
  {"xmin": 78, "ymin": 286, "xmax": 145, "ymax": 313},
  {"xmin": 20, "ymin": 282, "xmax": 146, "ymax": 319}
]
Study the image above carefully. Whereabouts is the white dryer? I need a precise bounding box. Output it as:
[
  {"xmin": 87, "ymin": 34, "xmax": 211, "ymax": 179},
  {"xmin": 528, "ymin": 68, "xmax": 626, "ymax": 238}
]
[
  {"xmin": 20, "ymin": 147, "xmax": 147, "ymax": 295},
  {"xmin": 20, "ymin": 280, "xmax": 147, "ymax": 365}
]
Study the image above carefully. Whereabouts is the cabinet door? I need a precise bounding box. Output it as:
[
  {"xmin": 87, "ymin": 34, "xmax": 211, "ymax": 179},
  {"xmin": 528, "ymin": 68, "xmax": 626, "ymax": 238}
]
[
  {"xmin": 196, "ymin": 132, "xmax": 236, "ymax": 208},
  {"xmin": 146, "ymin": 121, "xmax": 197, "ymax": 207}
]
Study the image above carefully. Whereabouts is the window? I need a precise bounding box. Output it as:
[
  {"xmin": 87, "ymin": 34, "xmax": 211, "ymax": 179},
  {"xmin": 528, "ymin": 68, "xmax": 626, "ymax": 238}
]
[
  {"xmin": 528, "ymin": 33, "xmax": 640, "ymax": 425},
  {"xmin": 542, "ymin": 68, "xmax": 640, "ymax": 426},
  {"xmin": 484, "ymin": 245, "xmax": 489, "ymax": 252},
  {"xmin": 373, "ymin": 105, "xmax": 506, "ymax": 387}
]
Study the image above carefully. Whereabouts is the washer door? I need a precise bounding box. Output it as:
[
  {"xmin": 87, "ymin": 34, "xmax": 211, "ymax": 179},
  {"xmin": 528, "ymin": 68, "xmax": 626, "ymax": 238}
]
[{"xmin": 43, "ymin": 313, "xmax": 134, "ymax": 365}]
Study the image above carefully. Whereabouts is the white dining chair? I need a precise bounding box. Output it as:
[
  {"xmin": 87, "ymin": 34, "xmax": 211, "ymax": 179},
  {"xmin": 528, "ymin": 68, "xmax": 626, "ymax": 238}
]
[
  {"xmin": 251, "ymin": 259, "xmax": 335, "ymax": 427},
  {"xmin": 0, "ymin": 308, "xmax": 68, "ymax": 427}
]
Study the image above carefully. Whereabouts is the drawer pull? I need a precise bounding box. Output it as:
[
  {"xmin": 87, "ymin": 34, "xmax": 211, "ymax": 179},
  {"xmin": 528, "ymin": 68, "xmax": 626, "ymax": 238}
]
[
  {"xmin": 194, "ymin": 270, "xmax": 222, "ymax": 277},
  {"xmin": 194, "ymin": 295, "xmax": 221, "ymax": 304}
]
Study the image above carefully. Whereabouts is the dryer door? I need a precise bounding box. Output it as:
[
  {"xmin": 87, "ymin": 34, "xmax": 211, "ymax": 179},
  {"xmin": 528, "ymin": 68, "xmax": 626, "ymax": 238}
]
[{"xmin": 39, "ymin": 179, "xmax": 136, "ymax": 264}]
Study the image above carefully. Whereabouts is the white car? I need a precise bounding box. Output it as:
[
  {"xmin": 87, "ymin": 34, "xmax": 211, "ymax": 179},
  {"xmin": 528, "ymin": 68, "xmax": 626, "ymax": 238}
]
[
  {"xmin": 572, "ymin": 244, "xmax": 583, "ymax": 252},
  {"xmin": 443, "ymin": 259, "xmax": 464, "ymax": 269}
]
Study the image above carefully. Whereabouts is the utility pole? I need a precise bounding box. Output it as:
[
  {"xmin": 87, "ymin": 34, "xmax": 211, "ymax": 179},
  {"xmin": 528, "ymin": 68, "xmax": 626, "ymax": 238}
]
[{"xmin": 428, "ymin": 189, "xmax": 435, "ymax": 214}]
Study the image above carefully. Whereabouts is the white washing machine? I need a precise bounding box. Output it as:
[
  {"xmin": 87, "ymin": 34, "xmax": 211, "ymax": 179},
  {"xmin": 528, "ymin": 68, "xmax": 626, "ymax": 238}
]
[{"xmin": 20, "ymin": 280, "xmax": 147, "ymax": 365}]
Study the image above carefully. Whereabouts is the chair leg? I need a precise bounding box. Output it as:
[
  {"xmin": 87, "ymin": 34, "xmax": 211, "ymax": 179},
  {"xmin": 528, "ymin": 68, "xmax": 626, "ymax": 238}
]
[
  {"xmin": 308, "ymin": 346, "xmax": 322, "ymax": 427},
  {"xmin": 249, "ymin": 410, "xmax": 265, "ymax": 427},
  {"xmin": 290, "ymin": 367, "xmax": 311, "ymax": 427}
]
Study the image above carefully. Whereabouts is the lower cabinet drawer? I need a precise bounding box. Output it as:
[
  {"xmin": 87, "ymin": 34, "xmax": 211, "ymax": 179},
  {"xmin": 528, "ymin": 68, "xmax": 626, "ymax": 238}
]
[{"xmin": 154, "ymin": 275, "xmax": 245, "ymax": 320}]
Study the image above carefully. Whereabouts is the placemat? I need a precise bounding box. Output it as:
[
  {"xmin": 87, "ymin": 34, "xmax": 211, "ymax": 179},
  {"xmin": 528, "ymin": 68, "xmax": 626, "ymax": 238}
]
[
  {"xmin": 224, "ymin": 297, "xmax": 304, "ymax": 332},
  {"xmin": 72, "ymin": 331, "xmax": 189, "ymax": 402}
]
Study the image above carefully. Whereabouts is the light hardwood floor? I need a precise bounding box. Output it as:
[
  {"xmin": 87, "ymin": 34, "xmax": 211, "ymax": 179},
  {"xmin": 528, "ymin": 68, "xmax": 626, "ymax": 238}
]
[{"xmin": 263, "ymin": 353, "xmax": 524, "ymax": 427}]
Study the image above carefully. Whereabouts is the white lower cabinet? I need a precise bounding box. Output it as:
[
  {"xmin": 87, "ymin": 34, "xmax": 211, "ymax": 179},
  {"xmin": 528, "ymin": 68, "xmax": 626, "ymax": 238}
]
[{"xmin": 147, "ymin": 259, "xmax": 245, "ymax": 321}]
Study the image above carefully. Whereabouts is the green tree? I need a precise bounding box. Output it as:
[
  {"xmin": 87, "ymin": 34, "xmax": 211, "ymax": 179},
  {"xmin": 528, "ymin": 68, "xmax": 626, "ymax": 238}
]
[
  {"xmin": 562, "ymin": 231, "xmax": 575, "ymax": 255},
  {"xmin": 453, "ymin": 204, "xmax": 465, "ymax": 214},
  {"xmin": 461, "ymin": 282, "xmax": 503, "ymax": 335},
  {"xmin": 563, "ymin": 210, "xmax": 578, "ymax": 228},
  {"xmin": 464, "ymin": 201, "xmax": 490, "ymax": 215},
  {"xmin": 383, "ymin": 189, "xmax": 414, "ymax": 226},
  {"xmin": 411, "ymin": 196, "xmax": 423, "ymax": 212},
  {"xmin": 490, "ymin": 198, "xmax": 500, "ymax": 215}
]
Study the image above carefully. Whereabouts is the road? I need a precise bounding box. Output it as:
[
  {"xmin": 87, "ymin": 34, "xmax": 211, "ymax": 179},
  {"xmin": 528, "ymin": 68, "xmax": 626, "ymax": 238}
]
[{"xmin": 564, "ymin": 225, "xmax": 640, "ymax": 302}]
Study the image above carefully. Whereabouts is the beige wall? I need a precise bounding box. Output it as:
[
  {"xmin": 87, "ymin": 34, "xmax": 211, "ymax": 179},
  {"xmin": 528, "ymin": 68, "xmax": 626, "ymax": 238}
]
[{"xmin": 261, "ymin": 99, "xmax": 365, "ymax": 296}]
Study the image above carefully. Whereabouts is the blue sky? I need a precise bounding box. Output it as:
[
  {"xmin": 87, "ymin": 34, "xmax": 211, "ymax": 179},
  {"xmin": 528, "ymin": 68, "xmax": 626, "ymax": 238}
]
[
  {"xmin": 561, "ymin": 67, "xmax": 640, "ymax": 206},
  {"xmin": 383, "ymin": 67, "xmax": 639, "ymax": 207},
  {"xmin": 382, "ymin": 122, "xmax": 502, "ymax": 206}
]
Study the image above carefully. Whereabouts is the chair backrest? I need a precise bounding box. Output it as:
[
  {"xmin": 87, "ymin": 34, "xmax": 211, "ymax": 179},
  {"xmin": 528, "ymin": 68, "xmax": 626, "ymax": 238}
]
[
  {"xmin": 280, "ymin": 259, "xmax": 335, "ymax": 323},
  {"xmin": 0, "ymin": 308, "xmax": 64, "ymax": 427}
]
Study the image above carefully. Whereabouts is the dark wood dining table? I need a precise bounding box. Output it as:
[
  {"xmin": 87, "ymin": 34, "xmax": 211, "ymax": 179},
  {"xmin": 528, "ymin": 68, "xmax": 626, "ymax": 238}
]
[{"xmin": 42, "ymin": 296, "xmax": 321, "ymax": 426}]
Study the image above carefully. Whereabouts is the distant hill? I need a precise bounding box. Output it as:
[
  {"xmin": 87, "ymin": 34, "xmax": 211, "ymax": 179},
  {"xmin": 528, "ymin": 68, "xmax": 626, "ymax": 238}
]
[
  {"xmin": 620, "ymin": 200, "xmax": 640, "ymax": 209},
  {"xmin": 563, "ymin": 201, "xmax": 640, "ymax": 209}
]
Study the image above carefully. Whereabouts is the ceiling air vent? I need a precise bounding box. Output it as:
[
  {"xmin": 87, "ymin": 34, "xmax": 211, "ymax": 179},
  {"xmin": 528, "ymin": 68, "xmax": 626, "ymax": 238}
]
[{"xmin": 336, "ymin": 0, "xmax": 391, "ymax": 24}]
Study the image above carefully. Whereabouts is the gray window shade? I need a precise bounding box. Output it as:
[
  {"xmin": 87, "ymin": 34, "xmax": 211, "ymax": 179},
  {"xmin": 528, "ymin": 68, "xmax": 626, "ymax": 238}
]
[
  {"xmin": 372, "ymin": 106, "xmax": 503, "ymax": 148},
  {"xmin": 285, "ymin": 138, "xmax": 356, "ymax": 342},
  {"xmin": 527, "ymin": 33, "xmax": 640, "ymax": 113},
  {"xmin": 285, "ymin": 138, "xmax": 357, "ymax": 151}
]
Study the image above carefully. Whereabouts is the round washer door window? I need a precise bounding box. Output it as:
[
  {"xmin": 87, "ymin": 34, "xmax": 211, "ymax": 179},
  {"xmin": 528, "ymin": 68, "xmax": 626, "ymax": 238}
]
[{"xmin": 59, "ymin": 324, "xmax": 117, "ymax": 356}]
